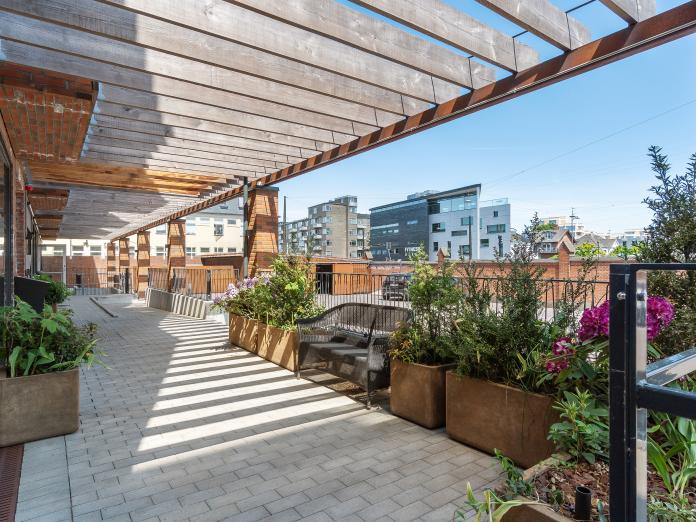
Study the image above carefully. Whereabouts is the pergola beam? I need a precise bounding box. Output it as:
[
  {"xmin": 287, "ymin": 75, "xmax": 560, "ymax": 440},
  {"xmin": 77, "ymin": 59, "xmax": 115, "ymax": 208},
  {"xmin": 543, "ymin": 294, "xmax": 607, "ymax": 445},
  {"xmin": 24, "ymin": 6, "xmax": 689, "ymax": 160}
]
[
  {"xmin": 0, "ymin": 11, "xmax": 406, "ymax": 125},
  {"xmin": 350, "ymin": 0, "xmax": 539, "ymax": 71},
  {"xmin": 114, "ymin": 1, "xmax": 696, "ymax": 239},
  {"xmin": 600, "ymin": 0, "xmax": 657, "ymax": 23},
  {"xmin": 0, "ymin": 0, "xmax": 444, "ymax": 109},
  {"xmin": 226, "ymin": 0, "xmax": 495, "ymax": 89},
  {"xmin": 475, "ymin": 0, "xmax": 590, "ymax": 50}
]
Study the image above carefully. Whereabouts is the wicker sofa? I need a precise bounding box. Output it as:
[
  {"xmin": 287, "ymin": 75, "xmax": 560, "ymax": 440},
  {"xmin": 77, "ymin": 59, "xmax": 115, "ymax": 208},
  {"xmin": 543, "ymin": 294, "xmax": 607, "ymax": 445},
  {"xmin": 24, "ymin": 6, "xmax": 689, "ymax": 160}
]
[{"xmin": 296, "ymin": 303, "xmax": 411, "ymax": 408}]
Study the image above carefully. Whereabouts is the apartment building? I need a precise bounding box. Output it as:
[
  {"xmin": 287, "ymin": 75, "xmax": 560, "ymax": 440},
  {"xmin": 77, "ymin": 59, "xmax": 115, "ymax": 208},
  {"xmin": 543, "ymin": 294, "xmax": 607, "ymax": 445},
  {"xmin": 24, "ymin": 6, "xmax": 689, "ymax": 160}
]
[
  {"xmin": 539, "ymin": 215, "xmax": 585, "ymax": 238},
  {"xmin": 41, "ymin": 202, "xmax": 244, "ymax": 259},
  {"xmin": 369, "ymin": 185, "xmax": 511, "ymax": 262},
  {"xmin": 278, "ymin": 196, "xmax": 369, "ymax": 258}
]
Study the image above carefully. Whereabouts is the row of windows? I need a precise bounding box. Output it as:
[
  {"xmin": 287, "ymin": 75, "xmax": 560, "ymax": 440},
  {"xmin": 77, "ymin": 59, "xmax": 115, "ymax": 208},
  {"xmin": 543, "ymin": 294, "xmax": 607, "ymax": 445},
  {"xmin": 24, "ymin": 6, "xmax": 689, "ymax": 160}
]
[
  {"xmin": 41, "ymin": 246, "xmax": 238, "ymax": 256},
  {"xmin": 427, "ymin": 194, "xmax": 477, "ymax": 215},
  {"xmin": 432, "ymin": 222, "xmax": 505, "ymax": 234}
]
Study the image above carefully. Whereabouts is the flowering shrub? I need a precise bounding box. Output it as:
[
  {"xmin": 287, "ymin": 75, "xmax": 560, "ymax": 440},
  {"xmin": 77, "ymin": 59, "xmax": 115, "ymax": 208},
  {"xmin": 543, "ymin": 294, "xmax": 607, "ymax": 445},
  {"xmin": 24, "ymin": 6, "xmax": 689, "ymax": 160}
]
[
  {"xmin": 540, "ymin": 295, "xmax": 675, "ymax": 402},
  {"xmin": 212, "ymin": 276, "xmax": 267, "ymax": 319}
]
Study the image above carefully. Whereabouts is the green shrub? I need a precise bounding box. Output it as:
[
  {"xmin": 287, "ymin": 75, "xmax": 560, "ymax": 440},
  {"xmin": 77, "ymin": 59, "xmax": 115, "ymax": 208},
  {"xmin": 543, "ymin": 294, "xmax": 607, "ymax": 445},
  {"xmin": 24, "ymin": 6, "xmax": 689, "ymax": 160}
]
[
  {"xmin": 390, "ymin": 246, "xmax": 461, "ymax": 365},
  {"xmin": 33, "ymin": 274, "xmax": 71, "ymax": 305},
  {"xmin": 0, "ymin": 299, "xmax": 98, "ymax": 377}
]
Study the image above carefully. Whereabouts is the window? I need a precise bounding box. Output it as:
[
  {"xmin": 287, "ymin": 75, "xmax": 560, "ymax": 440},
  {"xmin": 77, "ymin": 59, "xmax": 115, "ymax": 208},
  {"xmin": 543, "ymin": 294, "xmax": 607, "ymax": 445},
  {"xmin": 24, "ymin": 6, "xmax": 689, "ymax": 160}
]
[
  {"xmin": 349, "ymin": 218, "xmax": 358, "ymax": 225},
  {"xmin": 213, "ymin": 224, "xmax": 224, "ymax": 236},
  {"xmin": 214, "ymin": 217, "xmax": 223, "ymax": 225},
  {"xmin": 349, "ymin": 229, "xmax": 358, "ymax": 236},
  {"xmin": 458, "ymin": 245, "xmax": 471, "ymax": 257},
  {"xmin": 54, "ymin": 245, "xmax": 65, "ymax": 255},
  {"xmin": 227, "ymin": 219, "xmax": 237, "ymax": 225},
  {"xmin": 325, "ymin": 250, "xmax": 333, "ymax": 256},
  {"xmin": 322, "ymin": 204, "xmax": 332, "ymax": 211},
  {"xmin": 480, "ymin": 239, "xmax": 489, "ymax": 247},
  {"xmin": 406, "ymin": 219, "xmax": 418, "ymax": 225},
  {"xmin": 460, "ymin": 217, "xmax": 472, "ymax": 226},
  {"xmin": 220, "ymin": 204, "xmax": 229, "ymax": 210},
  {"xmin": 155, "ymin": 247, "xmax": 165, "ymax": 256},
  {"xmin": 72, "ymin": 245, "xmax": 84, "ymax": 256},
  {"xmin": 41, "ymin": 245, "xmax": 50, "ymax": 254},
  {"xmin": 186, "ymin": 221, "xmax": 197, "ymax": 235},
  {"xmin": 324, "ymin": 228, "xmax": 331, "ymax": 235},
  {"xmin": 493, "ymin": 211, "xmax": 499, "ymax": 217},
  {"xmin": 214, "ymin": 247, "xmax": 224, "ymax": 253},
  {"xmin": 487, "ymin": 224, "xmax": 506, "ymax": 234},
  {"xmin": 432, "ymin": 223, "xmax": 445, "ymax": 233},
  {"xmin": 227, "ymin": 247, "xmax": 237, "ymax": 253},
  {"xmin": 90, "ymin": 246, "xmax": 101, "ymax": 256},
  {"xmin": 155, "ymin": 224, "xmax": 166, "ymax": 235},
  {"xmin": 325, "ymin": 240, "xmax": 332, "ymax": 246},
  {"xmin": 451, "ymin": 230, "xmax": 467, "ymax": 237},
  {"xmin": 200, "ymin": 247, "xmax": 210, "ymax": 253},
  {"xmin": 198, "ymin": 217, "xmax": 210, "ymax": 223},
  {"xmin": 433, "ymin": 241, "xmax": 439, "ymax": 253},
  {"xmin": 185, "ymin": 247, "xmax": 196, "ymax": 258}
]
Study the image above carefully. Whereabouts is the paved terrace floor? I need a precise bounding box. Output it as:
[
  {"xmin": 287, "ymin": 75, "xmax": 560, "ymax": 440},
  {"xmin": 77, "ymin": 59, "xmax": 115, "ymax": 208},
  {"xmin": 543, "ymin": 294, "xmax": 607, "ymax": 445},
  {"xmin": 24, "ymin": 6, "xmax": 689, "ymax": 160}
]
[{"xmin": 16, "ymin": 296, "xmax": 500, "ymax": 522}]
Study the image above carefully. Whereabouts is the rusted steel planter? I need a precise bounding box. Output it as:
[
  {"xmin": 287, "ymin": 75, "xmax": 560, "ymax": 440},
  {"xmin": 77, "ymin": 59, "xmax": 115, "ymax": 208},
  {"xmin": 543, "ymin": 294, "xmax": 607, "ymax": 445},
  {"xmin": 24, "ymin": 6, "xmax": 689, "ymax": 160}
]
[
  {"xmin": 446, "ymin": 373, "xmax": 557, "ymax": 468},
  {"xmin": 0, "ymin": 368, "xmax": 80, "ymax": 447},
  {"xmin": 257, "ymin": 324, "xmax": 297, "ymax": 371},
  {"xmin": 228, "ymin": 314, "xmax": 258, "ymax": 353},
  {"xmin": 390, "ymin": 359, "xmax": 454, "ymax": 429}
]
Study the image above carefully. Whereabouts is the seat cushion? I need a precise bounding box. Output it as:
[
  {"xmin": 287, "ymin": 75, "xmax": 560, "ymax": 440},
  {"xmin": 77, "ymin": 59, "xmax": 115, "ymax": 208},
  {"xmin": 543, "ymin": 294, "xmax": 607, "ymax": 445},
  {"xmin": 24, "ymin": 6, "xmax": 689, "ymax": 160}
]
[{"xmin": 307, "ymin": 342, "xmax": 368, "ymax": 366}]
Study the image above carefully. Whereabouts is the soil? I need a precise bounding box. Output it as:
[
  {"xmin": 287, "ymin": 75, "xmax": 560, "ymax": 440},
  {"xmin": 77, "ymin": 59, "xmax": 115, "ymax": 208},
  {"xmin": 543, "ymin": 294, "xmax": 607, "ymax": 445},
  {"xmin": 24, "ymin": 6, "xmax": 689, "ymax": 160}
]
[{"xmin": 532, "ymin": 461, "xmax": 696, "ymax": 520}]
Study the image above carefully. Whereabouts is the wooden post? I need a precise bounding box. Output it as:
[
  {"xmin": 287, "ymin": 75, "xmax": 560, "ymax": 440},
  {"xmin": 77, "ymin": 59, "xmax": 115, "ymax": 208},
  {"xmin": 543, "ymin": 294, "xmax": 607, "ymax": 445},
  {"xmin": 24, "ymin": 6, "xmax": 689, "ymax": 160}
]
[
  {"xmin": 247, "ymin": 186, "xmax": 278, "ymax": 275},
  {"xmin": 106, "ymin": 241, "xmax": 117, "ymax": 288},
  {"xmin": 119, "ymin": 238, "xmax": 130, "ymax": 293},
  {"xmin": 136, "ymin": 231, "xmax": 150, "ymax": 299},
  {"xmin": 166, "ymin": 219, "xmax": 186, "ymax": 292}
]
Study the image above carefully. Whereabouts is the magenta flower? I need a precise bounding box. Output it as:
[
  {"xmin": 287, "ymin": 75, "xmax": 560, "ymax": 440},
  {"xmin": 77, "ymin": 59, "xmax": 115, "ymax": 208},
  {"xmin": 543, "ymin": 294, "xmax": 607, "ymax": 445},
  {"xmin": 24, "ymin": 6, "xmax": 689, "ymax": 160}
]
[
  {"xmin": 578, "ymin": 301, "xmax": 609, "ymax": 341},
  {"xmin": 552, "ymin": 337, "xmax": 575, "ymax": 356},
  {"xmin": 646, "ymin": 295, "xmax": 674, "ymax": 341}
]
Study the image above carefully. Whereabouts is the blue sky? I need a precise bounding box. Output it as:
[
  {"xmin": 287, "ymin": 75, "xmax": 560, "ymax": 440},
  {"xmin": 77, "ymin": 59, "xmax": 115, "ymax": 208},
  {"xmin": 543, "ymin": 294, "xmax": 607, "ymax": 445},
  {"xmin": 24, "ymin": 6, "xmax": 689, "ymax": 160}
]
[{"xmin": 277, "ymin": 1, "xmax": 696, "ymax": 235}]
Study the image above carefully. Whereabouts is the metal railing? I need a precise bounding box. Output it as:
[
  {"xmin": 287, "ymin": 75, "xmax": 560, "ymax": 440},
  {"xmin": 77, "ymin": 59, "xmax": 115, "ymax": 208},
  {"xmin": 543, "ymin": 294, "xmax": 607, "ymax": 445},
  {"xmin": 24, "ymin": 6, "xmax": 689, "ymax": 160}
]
[
  {"xmin": 312, "ymin": 272, "xmax": 608, "ymax": 318},
  {"xmin": 609, "ymin": 263, "xmax": 696, "ymax": 521}
]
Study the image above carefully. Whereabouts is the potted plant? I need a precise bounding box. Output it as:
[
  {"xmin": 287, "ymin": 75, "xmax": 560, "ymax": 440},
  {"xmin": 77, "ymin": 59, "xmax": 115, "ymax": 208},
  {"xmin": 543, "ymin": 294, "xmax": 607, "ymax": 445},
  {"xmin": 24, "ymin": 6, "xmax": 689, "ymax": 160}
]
[
  {"xmin": 33, "ymin": 274, "xmax": 71, "ymax": 312},
  {"xmin": 213, "ymin": 277, "xmax": 263, "ymax": 352},
  {"xmin": 0, "ymin": 299, "xmax": 98, "ymax": 447},
  {"xmin": 255, "ymin": 256, "xmax": 322, "ymax": 372},
  {"xmin": 389, "ymin": 247, "xmax": 459, "ymax": 429}
]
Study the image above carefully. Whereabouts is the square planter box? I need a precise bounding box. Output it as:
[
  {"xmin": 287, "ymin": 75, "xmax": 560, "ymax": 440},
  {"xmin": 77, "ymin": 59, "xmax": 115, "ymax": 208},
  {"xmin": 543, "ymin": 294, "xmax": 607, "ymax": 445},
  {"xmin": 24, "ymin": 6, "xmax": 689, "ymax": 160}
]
[
  {"xmin": 229, "ymin": 314, "xmax": 258, "ymax": 353},
  {"xmin": 390, "ymin": 359, "xmax": 454, "ymax": 429},
  {"xmin": 446, "ymin": 373, "xmax": 557, "ymax": 468},
  {"xmin": 257, "ymin": 323, "xmax": 297, "ymax": 372},
  {"xmin": 0, "ymin": 368, "xmax": 80, "ymax": 447}
]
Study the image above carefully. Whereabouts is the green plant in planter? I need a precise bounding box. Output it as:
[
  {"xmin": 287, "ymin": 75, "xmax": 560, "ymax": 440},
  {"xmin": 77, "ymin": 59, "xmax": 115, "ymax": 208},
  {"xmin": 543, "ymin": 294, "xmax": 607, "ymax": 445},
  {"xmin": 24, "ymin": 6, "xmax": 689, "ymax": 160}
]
[
  {"xmin": 390, "ymin": 246, "xmax": 461, "ymax": 365},
  {"xmin": 547, "ymin": 388, "xmax": 609, "ymax": 464},
  {"xmin": 33, "ymin": 274, "xmax": 72, "ymax": 306},
  {"xmin": 0, "ymin": 299, "xmax": 98, "ymax": 377}
]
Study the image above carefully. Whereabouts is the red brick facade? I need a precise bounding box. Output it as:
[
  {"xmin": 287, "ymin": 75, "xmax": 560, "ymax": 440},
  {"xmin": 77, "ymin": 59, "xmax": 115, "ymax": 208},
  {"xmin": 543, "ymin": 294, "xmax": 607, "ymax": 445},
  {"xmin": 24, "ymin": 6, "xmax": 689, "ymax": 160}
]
[{"xmin": 136, "ymin": 231, "xmax": 150, "ymax": 298}]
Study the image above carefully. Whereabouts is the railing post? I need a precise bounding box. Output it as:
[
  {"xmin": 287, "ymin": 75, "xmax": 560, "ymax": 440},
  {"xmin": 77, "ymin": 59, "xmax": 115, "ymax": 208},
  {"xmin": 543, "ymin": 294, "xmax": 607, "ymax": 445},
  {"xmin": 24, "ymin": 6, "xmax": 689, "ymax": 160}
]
[
  {"xmin": 124, "ymin": 267, "xmax": 130, "ymax": 294},
  {"xmin": 206, "ymin": 269, "xmax": 212, "ymax": 300}
]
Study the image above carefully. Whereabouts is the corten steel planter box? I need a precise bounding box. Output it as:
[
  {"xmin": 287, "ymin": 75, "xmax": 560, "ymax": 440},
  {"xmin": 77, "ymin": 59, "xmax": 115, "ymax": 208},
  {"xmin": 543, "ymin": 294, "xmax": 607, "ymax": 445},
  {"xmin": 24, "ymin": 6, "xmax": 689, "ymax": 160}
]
[
  {"xmin": 390, "ymin": 359, "xmax": 455, "ymax": 429},
  {"xmin": 256, "ymin": 323, "xmax": 297, "ymax": 371},
  {"xmin": 228, "ymin": 314, "xmax": 258, "ymax": 353},
  {"xmin": 0, "ymin": 368, "xmax": 80, "ymax": 447},
  {"xmin": 446, "ymin": 373, "xmax": 557, "ymax": 468}
]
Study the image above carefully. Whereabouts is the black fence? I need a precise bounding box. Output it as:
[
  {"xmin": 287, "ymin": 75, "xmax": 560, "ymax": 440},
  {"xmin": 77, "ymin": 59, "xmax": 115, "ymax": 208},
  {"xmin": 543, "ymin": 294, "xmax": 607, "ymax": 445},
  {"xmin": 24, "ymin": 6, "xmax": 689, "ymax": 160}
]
[
  {"xmin": 313, "ymin": 272, "xmax": 609, "ymax": 319},
  {"xmin": 609, "ymin": 263, "xmax": 696, "ymax": 520}
]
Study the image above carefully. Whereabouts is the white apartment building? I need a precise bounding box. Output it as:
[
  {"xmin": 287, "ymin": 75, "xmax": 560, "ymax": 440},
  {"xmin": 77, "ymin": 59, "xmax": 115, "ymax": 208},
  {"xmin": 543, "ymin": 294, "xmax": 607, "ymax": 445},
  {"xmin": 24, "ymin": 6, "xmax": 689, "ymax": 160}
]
[{"xmin": 41, "ymin": 202, "xmax": 244, "ymax": 259}]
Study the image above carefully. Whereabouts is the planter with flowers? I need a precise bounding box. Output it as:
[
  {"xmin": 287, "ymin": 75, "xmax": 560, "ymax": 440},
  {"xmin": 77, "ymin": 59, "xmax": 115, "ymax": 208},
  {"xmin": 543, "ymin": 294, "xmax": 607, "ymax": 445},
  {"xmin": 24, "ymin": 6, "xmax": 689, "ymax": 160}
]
[
  {"xmin": 213, "ymin": 256, "xmax": 322, "ymax": 371},
  {"xmin": 0, "ymin": 299, "xmax": 99, "ymax": 447}
]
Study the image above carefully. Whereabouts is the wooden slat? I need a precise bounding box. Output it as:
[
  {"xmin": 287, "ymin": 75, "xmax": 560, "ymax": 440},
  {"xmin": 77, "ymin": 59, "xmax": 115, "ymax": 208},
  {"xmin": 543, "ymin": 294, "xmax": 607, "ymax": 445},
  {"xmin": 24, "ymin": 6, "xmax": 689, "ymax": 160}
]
[
  {"xmin": 98, "ymin": 86, "xmax": 355, "ymax": 145},
  {"xmin": 84, "ymin": 135, "xmax": 291, "ymax": 170},
  {"xmin": 0, "ymin": 0, "xmax": 440, "ymax": 110},
  {"xmin": 600, "ymin": 0, "xmax": 656, "ymax": 23},
  {"xmin": 0, "ymin": 11, "xmax": 407, "ymax": 125},
  {"xmin": 83, "ymin": 144, "xmax": 270, "ymax": 174},
  {"xmin": 97, "ymin": 0, "xmax": 455, "ymax": 102},
  {"xmin": 86, "ymin": 127, "xmax": 301, "ymax": 164},
  {"xmin": 350, "ymin": 0, "xmax": 539, "ymax": 71},
  {"xmin": 476, "ymin": 0, "xmax": 590, "ymax": 50},
  {"xmin": 94, "ymin": 101, "xmax": 332, "ymax": 150},
  {"xmin": 30, "ymin": 170, "xmax": 205, "ymax": 195},
  {"xmin": 227, "ymin": 0, "xmax": 495, "ymax": 90},
  {"xmin": 0, "ymin": 41, "xmax": 385, "ymax": 136}
]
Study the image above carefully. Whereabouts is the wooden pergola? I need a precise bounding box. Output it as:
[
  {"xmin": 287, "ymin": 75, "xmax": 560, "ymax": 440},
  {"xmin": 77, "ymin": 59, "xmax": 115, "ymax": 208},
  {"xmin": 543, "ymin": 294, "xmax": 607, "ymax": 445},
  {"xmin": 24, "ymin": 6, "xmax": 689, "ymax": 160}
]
[{"xmin": 0, "ymin": 0, "xmax": 693, "ymax": 256}]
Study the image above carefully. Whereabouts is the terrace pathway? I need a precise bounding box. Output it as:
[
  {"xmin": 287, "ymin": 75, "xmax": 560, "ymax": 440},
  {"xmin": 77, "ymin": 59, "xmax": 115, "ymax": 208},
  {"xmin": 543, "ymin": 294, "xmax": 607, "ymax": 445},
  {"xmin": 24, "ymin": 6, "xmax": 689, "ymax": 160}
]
[{"xmin": 15, "ymin": 296, "xmax": 500, "ymax": 522}]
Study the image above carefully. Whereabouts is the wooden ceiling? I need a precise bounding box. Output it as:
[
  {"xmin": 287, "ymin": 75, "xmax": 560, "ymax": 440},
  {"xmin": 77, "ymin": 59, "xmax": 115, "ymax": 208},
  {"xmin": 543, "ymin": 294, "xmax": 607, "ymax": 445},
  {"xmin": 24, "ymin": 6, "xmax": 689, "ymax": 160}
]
[{"xmin": 0, "ymin": 0, "xmax": 688, "ymax": 240}]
